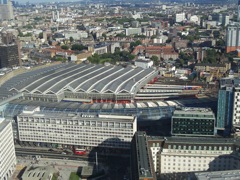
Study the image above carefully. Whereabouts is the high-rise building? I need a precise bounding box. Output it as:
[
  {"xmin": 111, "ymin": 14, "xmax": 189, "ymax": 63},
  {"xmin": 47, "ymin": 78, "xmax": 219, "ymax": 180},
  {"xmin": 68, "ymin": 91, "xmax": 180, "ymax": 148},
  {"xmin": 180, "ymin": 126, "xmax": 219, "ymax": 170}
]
[
  {"xmin": 0, "ymin": 0, "xmax": 14, "ymax": 20},
  {"xmin": 0, "ymin": 118, "xmax": 16, "ymax": 180},
  {"xmin": 238, "ymin": 0, "xmax": 240, "ymax": 22},
  {"xmin": 175, "ymin": 13, "xmax": 185, "ymax": 23},
  {"xmin": 0, "ymin": 44, "xmax": 20, "ymax": 68},
  {"xmin": 222, "ymin": 15, "xmax": 230, "ymax": 26},
  {"xmin": 226, "ymin": 25, "xmax": 240, "ymax": 53},
  {"xmin": 216, "ymin": 77, "xmax": 240, "ymax": 136},
  {"xmin": 217, "ymin": 87, "xmax": 234, "ymax": 135}
]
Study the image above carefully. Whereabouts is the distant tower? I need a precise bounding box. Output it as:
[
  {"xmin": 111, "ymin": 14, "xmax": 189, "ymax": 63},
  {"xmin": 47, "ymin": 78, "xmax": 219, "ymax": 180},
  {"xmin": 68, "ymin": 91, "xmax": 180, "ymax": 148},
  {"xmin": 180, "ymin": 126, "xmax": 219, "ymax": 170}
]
[
  {"xmin": 0, "ymin": 0, "xmax": 14, "ymax": 20},
  {"xmin": 238, "ymin": 0, "xmax": 240, "ymax": 22},
  {"xmin": 56, "ymin": 10, "xmax": 60, "ymax": 20},
  {"xmin": 52, "ymin": 11, "xmax": 55, "ymax": 20}
]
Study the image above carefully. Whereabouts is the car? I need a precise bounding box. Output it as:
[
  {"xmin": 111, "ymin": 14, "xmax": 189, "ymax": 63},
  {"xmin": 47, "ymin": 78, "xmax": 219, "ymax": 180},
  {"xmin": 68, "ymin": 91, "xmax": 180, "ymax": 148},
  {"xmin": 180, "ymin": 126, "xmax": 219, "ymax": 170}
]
[
  {"xmin": 48, "ymin": 149, "xmax": 54, "ymax": 152},
  {"xmin": 61, "ymin": 152, "xmax": 67, "ymax": 155}
]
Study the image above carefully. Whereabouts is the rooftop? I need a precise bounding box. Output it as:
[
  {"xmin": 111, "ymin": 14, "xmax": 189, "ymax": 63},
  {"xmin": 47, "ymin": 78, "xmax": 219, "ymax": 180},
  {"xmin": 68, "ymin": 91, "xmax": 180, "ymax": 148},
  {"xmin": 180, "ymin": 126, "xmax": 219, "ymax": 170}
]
[
  {"xmin": 194, "ymin": 170, "xmax": 240, "ymax": 180},
  {"xmin": 18, "ymin": 112, "xmax": 136, "ymax": 122},
  {"xmin": 173, "ymin": 107, "xmax": 214, "ymax": 115},
  {"xmin": 135, "ymin": 132, "xmax": 154, "ymax": 179}
]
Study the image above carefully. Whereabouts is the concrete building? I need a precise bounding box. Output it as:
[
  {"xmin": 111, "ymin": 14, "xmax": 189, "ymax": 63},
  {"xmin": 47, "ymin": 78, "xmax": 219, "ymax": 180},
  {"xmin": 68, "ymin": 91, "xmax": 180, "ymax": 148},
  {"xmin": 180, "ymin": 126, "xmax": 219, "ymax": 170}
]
[
  {"xmin": 171, "ymin": 107, "xmax": 215, "ymax": 136},
  {"xmin": 148, "ymin": 135, "xmax": 240, "ymax": 179},
  {"xmin": 17, "ymin": 107, "xmax": 137, "ymax": 149},
  {"xmin": 125, "ymin": 28, "xmax": 142, "ymax": 36},
  {"xmin": 175, "ymin": 13, "xmax": 185, "ymax": 23},
  {"xmin": 131, "ymin": 132, "xmax": 240, "ymax": 179},
  {"xmin": 238, "ymin": 0, "xmax": 240, "ymax": 22},
  {"xmin": 217, "ymin": 77, "xmax": 240, "ymax": 136},
  {"xmin": 222, "ymin": 15, "xmax": 230, "ymax": 26},
  {"xmin": 0, "ymin": 118, "xmax": 16, "ymax": 180},
  {"xmin": 0, "ymin": 0, "xmax": 13, "ymax": 20},
  {"xmin": 226, "ymin": 25, "xmax": 240, "ymax": 54},
  {"xmin": 0, "ymin": 44, "xmax": 20, "ymax": 68}
]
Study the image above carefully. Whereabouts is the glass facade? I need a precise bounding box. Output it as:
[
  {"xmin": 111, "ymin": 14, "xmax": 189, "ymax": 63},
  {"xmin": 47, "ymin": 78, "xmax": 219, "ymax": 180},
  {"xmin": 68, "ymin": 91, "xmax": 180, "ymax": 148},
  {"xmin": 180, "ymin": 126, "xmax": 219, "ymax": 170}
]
[
  {"xmin": 217, "ymin": 89, "xmax": 233, "ymax": 135},
  {"xmin": 172, "ymin": 118, "xmax": 215, "ymax": 136}
]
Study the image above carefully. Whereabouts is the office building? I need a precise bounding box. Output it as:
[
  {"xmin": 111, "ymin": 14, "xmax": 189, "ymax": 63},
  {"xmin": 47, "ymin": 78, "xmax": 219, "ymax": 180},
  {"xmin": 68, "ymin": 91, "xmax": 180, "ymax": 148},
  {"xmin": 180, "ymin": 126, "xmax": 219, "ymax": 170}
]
[
  {"xmin": 0, "ymin": 44, "xmax": 20, "ymax": 68},
  {"xmin": 171, "ymin": 107, "xmax": 215, "ymax": 136},
  {"xmin": 0, "ymin": 0, "xmax": 13, "ymax": 20},
  {"xmin": 226, "ymin": 25, "xmax": 240, "ymax": 53},
  {"xmin": 0, "ymin": 118, "xmax": 16, "ymax": 180},
  {"xmin": 131, "ymin": 132, "xmax": 156, "ymax": 180},
  {"xmin": 216, "ymin": 86, "xmax": 234, "ymax": 135},
  {"xmin": 216, "ymin": 77, "xmax": 240, "ymax": 136},
  {"xmin": 222, "ymin": 15, "xmax": 230, "ymax": 26},
  {"xmin": 238, "ymin": 0, "xmax": 240, "ymax": 22},
  {"xmin": 175, "ymin": 13, "xmax": 185, "ymax": 23},
  {"xmin": 17, "ymin": 107, "xmax": 137, "ymax": 149},
  {"xmin": 143, "ymin": 133, "xmax": 240, "ymax": 179}
]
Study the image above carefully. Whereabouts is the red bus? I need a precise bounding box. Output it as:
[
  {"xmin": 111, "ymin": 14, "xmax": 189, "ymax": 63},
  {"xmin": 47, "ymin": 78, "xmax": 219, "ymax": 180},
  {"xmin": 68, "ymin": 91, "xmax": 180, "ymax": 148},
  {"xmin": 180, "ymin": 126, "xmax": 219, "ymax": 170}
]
[{"xmin": 73, "ymin": 148, "xmax": 87, "ymax": 155}]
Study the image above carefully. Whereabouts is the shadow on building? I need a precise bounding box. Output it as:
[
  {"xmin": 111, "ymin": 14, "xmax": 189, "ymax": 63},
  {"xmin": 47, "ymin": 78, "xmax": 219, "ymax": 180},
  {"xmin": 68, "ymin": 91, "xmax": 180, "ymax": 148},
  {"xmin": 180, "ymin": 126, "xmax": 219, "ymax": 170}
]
[
  {"xmin": 85, "ymin": 137, "xmax": 130, "ymax": 180},
  {"xmin": 160, "ymin": 151, "xmax": 240, "ymax": 180}
]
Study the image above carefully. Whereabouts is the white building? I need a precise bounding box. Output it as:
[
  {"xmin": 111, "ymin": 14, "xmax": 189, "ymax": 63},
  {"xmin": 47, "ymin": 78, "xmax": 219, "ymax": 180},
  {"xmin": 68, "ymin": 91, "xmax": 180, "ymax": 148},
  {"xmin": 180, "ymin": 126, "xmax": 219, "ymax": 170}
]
[
  {"xmin": 125, "ymin": 28, "xmax": 142, "ymax": 36},
  {"xmin": 226, "ymin": 25, "xmax": 240, "ymax": 53},
  {"xmin": 0, "ymin": 118, "xmax": 16, "ymax": 180},
  {"xmin": 17, "ymin": 107, "xmax": 137, "ymax": 149},
  {"xmin": 189, "ymin": 15, "xmax": 199, "ymax": 24},
  {"xmin": 232, "ymin": 87, "xmax": 240, "ymax": 127},
  {"xmin": 64, "ymin": 31, "xmax": 88, "ymax": 40},
  {"xmin": 148, "ymin": 136, "xmax": 240, "ymax": 176},
  {"xmin": 135, "ymin": 57, "xmax": 153, "ymax": 69},
  {"xmin": 175, "ymin": 13, "xmax": 186, "ymax": 23}
]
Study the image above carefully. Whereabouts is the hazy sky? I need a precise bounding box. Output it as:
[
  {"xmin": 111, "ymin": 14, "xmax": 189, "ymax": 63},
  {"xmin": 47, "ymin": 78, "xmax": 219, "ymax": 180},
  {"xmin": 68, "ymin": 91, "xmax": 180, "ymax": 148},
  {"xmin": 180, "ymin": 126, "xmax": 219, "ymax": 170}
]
[{"xmin": 17, "ymin": 0, "xmax": 80, "ymax": 3}]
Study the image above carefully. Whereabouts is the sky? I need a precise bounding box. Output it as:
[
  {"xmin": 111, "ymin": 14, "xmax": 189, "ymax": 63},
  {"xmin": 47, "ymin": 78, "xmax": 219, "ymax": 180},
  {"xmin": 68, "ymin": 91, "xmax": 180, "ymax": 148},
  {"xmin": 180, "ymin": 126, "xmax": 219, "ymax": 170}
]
[{"xmin": 17, "ymin": 0, "xmax": 81, "ymax": 3}]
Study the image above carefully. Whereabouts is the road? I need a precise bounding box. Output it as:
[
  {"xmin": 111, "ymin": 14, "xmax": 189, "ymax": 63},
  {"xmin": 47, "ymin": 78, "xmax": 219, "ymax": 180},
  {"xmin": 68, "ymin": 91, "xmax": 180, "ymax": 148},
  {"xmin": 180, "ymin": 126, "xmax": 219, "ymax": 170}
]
[{"xmin": 15, "ymin": 148, "xmax": 97, "ymax": 162}]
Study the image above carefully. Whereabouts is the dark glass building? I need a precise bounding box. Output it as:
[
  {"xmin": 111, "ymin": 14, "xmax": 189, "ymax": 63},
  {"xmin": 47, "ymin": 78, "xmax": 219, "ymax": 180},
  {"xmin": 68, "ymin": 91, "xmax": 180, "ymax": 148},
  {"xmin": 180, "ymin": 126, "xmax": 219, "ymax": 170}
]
[
  {"xmin": 171, "ymin": 107, "xmax": 215, "ymax": 136},
  {"xmin": 0, "ymin": 44, "xmax": 20, "ymax": 68}
]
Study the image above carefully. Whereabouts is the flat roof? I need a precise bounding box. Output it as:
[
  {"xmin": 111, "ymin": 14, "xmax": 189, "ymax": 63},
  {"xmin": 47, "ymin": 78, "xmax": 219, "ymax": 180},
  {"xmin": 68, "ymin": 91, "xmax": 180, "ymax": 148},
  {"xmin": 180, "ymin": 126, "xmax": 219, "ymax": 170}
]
[
  {"xmin": 135, "ymin": 132, "xmax": 154, "ymax": 178},
  {"xmin": 148, "ymin": 136, "xmax": 240, "ymax": 145},
  {"xmin": 194, "ymin": 170, "xmax": 240, "ymax": 180},
  {"xmin": 18, "ymin": 112, "xmax": 136, "ymax": 122},
  {"xmin": 173, "ymin": 107, "xmax": 214, "ymax": 115}
]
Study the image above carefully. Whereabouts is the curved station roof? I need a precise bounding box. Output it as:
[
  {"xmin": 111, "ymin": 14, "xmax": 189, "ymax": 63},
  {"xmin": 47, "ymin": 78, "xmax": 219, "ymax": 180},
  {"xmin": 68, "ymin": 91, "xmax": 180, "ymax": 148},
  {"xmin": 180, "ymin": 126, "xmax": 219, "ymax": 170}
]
[{"xmin": 7, "ymin": 63, "xmax": 156, "ymax": 96}]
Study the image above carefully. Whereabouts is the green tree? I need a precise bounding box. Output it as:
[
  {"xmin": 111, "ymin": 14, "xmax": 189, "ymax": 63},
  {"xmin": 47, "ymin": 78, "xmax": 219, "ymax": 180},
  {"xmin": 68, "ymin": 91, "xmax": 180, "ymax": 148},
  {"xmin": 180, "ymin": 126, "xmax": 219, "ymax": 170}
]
[
  {"xmin": 61, "ymin": 45, "xmax": 69, "ymax": 50},
  {"xmin": 216, "ymin": 39, "xmax": 225, "ymax": 46},
  {"xmin": 151, "ymin": 56, "xmax": 159, "ymax": 66},
  {"xmin": 130, "ymin": 40, "xmax": 142, "ymax": 51},
  {"xmin": 69, "ymin": 37, "xmax": 74, "ymax": 43},
  {"xmin": 71, "ymin": 44, "xmax": 87, "ymax": 51},
  {"xmin": 38, "ymin": 32, "xmax": 43, "ymax": 39}
]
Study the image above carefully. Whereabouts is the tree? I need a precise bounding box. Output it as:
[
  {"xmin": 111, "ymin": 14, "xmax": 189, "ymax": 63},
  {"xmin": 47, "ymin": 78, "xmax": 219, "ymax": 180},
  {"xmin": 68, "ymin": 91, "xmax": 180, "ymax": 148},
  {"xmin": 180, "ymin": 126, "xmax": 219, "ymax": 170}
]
[
  {"xmin": 102, "ymin": 33, "xmax": 107, "ymax": 39},
  {"xmin": 71, "ymin": 44, "xmax": 87, "ymax": 51},
  {"xmin": 61, "ymin": 45, "xmax": 69, "ymax": 50},
  {"xmin": 38, "ymin": 32, "xmax": 43, "ymax": 39},
  {"xmin": 216, "ymin": 39, "xmax": 225, "ymax": 46},
  {"xmin": 69, "ymin": 37, "xmax": 74, "ymax": 43},
  {"xmin": 151, "ymin": 56, "xmax": 159, "ymax": 66},
  {"xmin": 130, "ymin": 40, "xmax": 142, "ymax": 51}
]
